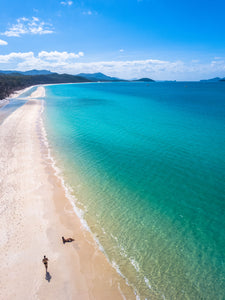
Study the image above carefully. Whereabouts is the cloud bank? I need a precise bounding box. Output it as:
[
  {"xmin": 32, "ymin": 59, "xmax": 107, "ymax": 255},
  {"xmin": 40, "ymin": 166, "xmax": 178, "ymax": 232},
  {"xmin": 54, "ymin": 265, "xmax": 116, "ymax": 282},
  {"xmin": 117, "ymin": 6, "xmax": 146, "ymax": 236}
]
[
  {"xmin": 0, "ymin": 51, "xmax": 224, "ymax": 80},
  {"xmin": 2, "ymin": 17, "xmax": 54, "ymax": 37}
]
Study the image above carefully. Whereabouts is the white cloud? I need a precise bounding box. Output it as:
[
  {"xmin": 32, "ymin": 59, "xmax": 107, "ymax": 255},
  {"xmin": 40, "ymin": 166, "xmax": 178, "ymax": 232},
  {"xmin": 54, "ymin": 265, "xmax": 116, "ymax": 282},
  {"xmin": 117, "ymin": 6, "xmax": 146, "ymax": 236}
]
[
  {"xmin": 60, "ymin": 1, "xmax": 73, "ymax": 6},
  {"xmin": 2, "ymin": 17, "xmax": 54, "ymax": 37},
  {"xmin": 0, "ymin": 52, "xmax": 34, "ymax": 63},
  {"xmin": 119, "ymin": 49, "xmax": 124, "ymax": 52},
  {"xmin": 0, "ymin": 39, "xmax": 8, "ymax": 46},
  {"xmin": 82, "ymin": 10, "xmax": 98, "ymax": 15},
  {"xmin": 82, "ymin": 10, "xmax": 93, "ymax": 15},
  {"xmin": 0, "ymin": 52, "xmax": 225, "ymax": 80},
  {"xmin": 211, "ymin": 60, "xmax": 224, "ymax": 65},
  {"xmin": 0, "ymin": 51, "xmax": 84, "ymax": 70},
  {"xmin": 38, "ymin": 51, "xmax": 84, "ymax": 61}
]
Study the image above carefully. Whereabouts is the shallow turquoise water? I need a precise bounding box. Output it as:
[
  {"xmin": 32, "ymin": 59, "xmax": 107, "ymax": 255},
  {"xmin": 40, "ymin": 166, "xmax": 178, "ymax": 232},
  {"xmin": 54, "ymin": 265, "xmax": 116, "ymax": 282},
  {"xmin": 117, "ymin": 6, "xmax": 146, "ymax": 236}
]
[{"xmin": 44, "ymin": 82, "xmax": 225, "ymax": 299}]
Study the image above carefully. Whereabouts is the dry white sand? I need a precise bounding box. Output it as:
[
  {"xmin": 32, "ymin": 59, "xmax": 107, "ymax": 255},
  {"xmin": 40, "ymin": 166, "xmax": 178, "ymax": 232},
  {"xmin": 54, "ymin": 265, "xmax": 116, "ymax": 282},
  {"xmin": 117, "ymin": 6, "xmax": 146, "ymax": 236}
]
[{"xmin": 0, "ymin": 86, "xmax": 135, "ymax": 300}]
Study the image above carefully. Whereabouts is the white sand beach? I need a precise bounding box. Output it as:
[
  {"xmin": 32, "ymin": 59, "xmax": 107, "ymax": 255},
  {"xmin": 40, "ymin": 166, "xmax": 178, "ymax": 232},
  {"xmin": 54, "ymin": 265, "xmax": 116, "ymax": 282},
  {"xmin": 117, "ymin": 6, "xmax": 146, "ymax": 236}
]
[{"xmin": 0, "ymin": 86, "xmax": 135, "ymax": 299}]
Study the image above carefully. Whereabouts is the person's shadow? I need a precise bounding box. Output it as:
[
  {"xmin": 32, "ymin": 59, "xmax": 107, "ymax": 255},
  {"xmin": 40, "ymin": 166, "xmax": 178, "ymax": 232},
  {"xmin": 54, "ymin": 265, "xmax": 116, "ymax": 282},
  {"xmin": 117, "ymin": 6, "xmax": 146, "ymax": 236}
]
[{"xmin": 45, "ymin": 271, "xmax": 52, "ymax": 282}]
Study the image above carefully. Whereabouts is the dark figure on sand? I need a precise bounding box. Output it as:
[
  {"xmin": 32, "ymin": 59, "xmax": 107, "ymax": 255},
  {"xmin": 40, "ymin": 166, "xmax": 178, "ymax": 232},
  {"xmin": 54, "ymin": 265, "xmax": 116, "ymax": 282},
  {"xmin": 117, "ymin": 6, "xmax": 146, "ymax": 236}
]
[
  {"xmin": 42, "ymin": 255, "xmax": 49, "ymax": 272},
  {"xmin": 62, "ymin": 236, "xmax": 75, "ymax": 244}
]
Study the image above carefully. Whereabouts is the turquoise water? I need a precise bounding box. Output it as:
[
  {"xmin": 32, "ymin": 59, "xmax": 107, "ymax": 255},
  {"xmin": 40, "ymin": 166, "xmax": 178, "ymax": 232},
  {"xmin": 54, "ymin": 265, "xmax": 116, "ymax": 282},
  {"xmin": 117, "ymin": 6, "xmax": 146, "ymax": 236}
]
[{"xmin": 44, "ymin": 82, "xmax": 225, "ymax": 299}]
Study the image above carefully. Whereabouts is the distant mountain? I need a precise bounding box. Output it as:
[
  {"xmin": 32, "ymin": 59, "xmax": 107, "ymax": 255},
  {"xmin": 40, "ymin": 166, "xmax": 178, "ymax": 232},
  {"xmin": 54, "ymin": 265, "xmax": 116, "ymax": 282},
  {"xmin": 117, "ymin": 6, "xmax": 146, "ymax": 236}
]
[
  {"xmin": 0, "ymin": 70, "xmax": 21, "ymax": 75},
  {"xmin": 200, "ymin": 77, "xmax": 225, "ymax": 82},
  {"xmin": 133, "ymin": 78, "xmax": 155, "ymax": 82},
  {"xmin": 77, "ymin": 72, "xmax": 123, "ymax": 81},
  {"xmin": 0, "ymin": 69, "xmax": 53, "ymax": 76},
  {"xmin": 22, "ymin": 69, "xmax": 53, "ymax": 75}
]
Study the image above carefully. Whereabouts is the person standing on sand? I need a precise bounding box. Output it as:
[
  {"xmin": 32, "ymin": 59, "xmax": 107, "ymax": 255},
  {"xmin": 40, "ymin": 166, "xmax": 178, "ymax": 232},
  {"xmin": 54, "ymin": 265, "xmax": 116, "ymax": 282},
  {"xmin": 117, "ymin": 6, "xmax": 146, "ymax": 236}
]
[{"xmin": 42, "ymin": 255, "xmax": 49, "ymax": 272}]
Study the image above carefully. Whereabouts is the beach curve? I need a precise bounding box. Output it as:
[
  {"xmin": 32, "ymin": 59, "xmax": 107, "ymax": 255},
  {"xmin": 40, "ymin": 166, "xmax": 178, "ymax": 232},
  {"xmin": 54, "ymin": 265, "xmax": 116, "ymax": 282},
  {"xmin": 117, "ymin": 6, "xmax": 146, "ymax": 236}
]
[{"xmin": 0, "ymin": 86, "xmax": 135, "ymax": 300}]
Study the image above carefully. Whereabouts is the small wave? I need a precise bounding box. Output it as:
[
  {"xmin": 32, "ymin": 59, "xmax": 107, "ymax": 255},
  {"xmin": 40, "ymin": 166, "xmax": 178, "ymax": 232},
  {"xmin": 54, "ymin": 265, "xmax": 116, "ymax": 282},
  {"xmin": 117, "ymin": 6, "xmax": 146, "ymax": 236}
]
[
  {"xmin": 134, "ymin": 292, "xmax": 141, "ymax": 300},
  {"xmin": 111, "ymin": 233, "xmax": 118, "ymax": 241},
  {"xmin": 144, "ymin": 276, "xmax": 152, "ymax": 290},
  {"xmin": 112, "ymin": 261, "xmax": 129, "ymax": 286},
  {"xmin": 130, "ymin": 258, "xmax": 140, "ymax": 273},
  {"xmin": 144, "ymin": 276, "xmax": 167, "ymax": 299},
  {"xmin": 119, "ymin": 246, "xmax": 128, "ymax": 258}
]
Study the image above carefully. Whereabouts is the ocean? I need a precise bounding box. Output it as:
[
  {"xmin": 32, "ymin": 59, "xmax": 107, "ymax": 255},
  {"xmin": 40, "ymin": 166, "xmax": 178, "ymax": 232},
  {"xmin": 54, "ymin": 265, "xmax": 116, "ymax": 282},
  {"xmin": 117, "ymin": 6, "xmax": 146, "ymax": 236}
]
[{"xmin": 43, "ymin": 82, "xmax": 225, "ymax": 299}]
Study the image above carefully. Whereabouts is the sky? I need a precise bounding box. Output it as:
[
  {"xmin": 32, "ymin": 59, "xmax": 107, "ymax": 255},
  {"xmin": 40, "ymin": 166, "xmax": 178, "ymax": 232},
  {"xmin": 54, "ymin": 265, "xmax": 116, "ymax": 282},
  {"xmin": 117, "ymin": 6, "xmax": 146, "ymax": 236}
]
[{"xmin": 0, "ymin": 0, "xmax": 225, "ymax": 80}]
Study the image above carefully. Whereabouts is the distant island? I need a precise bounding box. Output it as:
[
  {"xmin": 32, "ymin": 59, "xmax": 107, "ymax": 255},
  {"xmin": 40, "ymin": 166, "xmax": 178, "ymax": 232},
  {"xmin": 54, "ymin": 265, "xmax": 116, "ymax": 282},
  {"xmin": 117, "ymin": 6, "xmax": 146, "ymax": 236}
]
[
  {"xmin": 132, "ymin": 78, "xmax": 155, "ymax": 82},
  {"xmin": 200, "ymin": 77, "xmax": 225, "ymax": 82},
  {"xmin": 76, "ymin": 72, "xmax": 123, "ymax": 81},
  {"xmin": 0, "ymin": 70, "xmax": 155, "ymax": 100}
]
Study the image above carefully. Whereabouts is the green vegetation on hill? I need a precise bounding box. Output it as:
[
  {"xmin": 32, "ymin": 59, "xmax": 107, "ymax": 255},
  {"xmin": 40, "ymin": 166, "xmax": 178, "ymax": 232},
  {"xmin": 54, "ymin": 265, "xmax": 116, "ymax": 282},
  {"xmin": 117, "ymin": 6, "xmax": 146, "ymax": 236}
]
[
  {"xmin": 133, "ymin": 78, "xmax": 155, "ymax": 82},
  {"xmin": 0, "ymin": 73, "xmax": 90, "ymax": 100},
  {"xmin": 200, "ymin": 77, "xmax": 225, "ymax": 82},
  {"xmin": 77, "ymin": 72, "xmax": 123, "ymax": 81}
]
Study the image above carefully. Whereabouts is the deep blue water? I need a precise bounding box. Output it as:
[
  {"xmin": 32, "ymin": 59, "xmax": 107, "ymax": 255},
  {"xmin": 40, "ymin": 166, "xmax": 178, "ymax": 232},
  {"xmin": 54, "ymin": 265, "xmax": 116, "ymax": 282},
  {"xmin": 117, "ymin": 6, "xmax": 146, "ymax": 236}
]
[{"xmin": 44, "ymin": 82, "xmax": 225, "ymax": 299}]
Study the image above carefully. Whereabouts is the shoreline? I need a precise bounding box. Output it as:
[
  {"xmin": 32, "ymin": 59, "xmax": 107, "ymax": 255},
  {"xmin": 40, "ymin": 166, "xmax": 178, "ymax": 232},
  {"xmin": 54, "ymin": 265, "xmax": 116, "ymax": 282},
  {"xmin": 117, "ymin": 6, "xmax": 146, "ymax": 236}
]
[
  {"xmin": 0, "ymin": 85, "xmax": 41, "ymax": 109},
  {"xmin": 0, "ymin": 86, "xmax": 136, "ymax": 299}
]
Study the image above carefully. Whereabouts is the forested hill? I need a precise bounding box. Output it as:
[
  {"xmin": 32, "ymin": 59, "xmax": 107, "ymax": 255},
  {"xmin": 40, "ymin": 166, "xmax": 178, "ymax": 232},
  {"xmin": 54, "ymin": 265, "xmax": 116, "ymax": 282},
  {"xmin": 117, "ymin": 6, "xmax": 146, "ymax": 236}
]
[{"xmin": 0, "ymin": 73, "xmax": 91, "ymax": 100}]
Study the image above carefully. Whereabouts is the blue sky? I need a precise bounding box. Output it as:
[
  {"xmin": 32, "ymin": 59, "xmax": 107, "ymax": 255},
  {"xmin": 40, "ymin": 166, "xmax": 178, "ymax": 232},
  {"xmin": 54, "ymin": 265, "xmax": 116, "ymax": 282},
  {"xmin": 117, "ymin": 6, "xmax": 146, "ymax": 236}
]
[{"xmin": 0, "ymin": 0, "xmax": 225, "ymax": 80}]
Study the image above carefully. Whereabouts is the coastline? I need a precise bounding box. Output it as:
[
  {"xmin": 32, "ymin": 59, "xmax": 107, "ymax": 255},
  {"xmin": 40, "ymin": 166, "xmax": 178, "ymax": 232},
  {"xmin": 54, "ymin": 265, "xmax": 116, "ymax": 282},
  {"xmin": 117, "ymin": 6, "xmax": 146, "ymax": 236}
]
[
  {"xmin": 0, "ymin": 85, "xmax": 38, "ymax": 107},
  {"xmin": 0, "ymin": 86, "xmax": 135, "ymax": 299}
]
